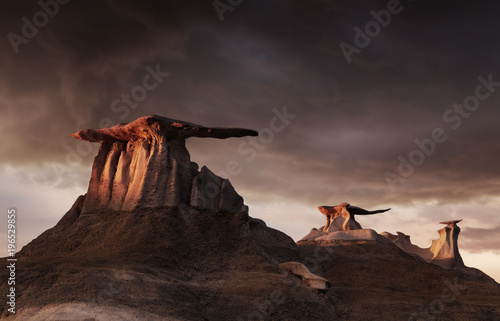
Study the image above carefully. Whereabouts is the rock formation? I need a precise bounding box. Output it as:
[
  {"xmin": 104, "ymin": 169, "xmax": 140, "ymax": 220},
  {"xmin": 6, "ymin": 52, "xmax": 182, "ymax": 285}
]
[
  {"xmin": 298, "ymin": 202, "xmax": 392, "ymax": 244},
  {"xmin": 279, "ymin": 262, "xmax": 330, "ymax": 291},
  {"xmin": 70, "ymin": 115, "xmax": 257, "ymax": 214},
  {"xmin": 299, "ymin": 203, "xmax": 465, "ymax": 270},
  {"xmin": 2, "ymin": 117, "xmax": 499, "ymax": 320},
  {"xmin": 382, "ymin": 219, "xmax": 465, "ymax": 269},
  {"xmin": 317, "ymin": 202, "xmax": 390, "ymax": 232},
  {"xmin": 5, "ymin": 115, "xmax": 340, "ymax": 320}
]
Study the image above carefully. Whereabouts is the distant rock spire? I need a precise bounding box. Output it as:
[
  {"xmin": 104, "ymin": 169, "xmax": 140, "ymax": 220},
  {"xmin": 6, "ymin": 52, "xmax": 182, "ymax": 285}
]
[
  {"xmin": 382, "ymin": 219, "xmax": 465, "ymax": 269},
  {"xmin": 433, "ymin": 219, "xmax": 465, "ymax": 268},
  {"xmin": 71, "ymin": 115, "xmax": 257, "ymax": 215}
]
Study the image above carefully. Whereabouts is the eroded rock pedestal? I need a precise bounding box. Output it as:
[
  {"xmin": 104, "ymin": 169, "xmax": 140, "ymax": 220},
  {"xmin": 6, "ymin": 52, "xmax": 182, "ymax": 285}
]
[
  {"xmin": 9, "ymin": 115, "xmax": 339, "ymax": 320},
  {"xmin": 298, "ymin": 202, "xmax": 392, "ymax": 244},
  {"xmin": 71, "ymin": 115, "xmax": 257, "ymax": 215},
  {"xmin": 299, "ymin": 202, "xmax": 466, "ymax": 270},
  {"xmin": 382, "ymin": 219, "xmax": 465, "ymax": 269}
]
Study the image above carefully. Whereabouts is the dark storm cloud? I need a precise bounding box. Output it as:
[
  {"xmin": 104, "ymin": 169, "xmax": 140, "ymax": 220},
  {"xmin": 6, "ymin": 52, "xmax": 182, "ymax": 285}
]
[
  {"xmin": 1, "ymin": 0, "xmax": 500, "ymax": 216},
  {"xmin": 0, "ymin": 1, "xmax": 191, "ymax": 165}
]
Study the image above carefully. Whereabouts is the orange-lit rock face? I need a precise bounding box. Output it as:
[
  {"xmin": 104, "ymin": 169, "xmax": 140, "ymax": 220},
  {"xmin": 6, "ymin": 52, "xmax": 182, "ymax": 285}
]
[
  {"xmin": 317, "ymin": 202, "xmax": 390, "ymax": 232},
  {"xmin": 318, "ymin": 203, "xmax": 362, "ymax": 231},
  {"xmin": 71, "ymin": 114, "xmax": 258, "ymax": 142},
  {"xmin": 298, "ymin": 203, "xmax": 392, "ymax": 244},
  {"xmin": 71, "ymin": 115, "xmax": 257, "ymax": 214}
]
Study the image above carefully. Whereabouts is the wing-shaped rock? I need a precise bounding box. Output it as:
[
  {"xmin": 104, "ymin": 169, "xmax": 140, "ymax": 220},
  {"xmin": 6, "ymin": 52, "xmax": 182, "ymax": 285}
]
[
  {"xmin": 71, "ymin": 115, "xmax": 256, "ymax": 215},
  {"xmin": 316, "ymin": 202, "xmax": 390, "ymax": 232},
  {"xmin": 71, "ymin": 114, "xmax": 258, "ymax": 142}
]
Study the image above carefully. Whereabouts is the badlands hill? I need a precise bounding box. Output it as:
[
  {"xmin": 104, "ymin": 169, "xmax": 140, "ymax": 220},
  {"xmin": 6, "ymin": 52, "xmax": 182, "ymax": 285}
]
[{"xmin": 1, "ymin": 115, "xmax": 499, "ymax": 320}]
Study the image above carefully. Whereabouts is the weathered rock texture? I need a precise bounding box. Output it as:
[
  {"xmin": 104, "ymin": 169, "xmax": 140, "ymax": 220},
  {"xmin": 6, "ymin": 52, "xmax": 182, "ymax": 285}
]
[
  {"xmin": 317, "ymin": 202, "xmax": 390, "ymax": 232},
  {"xmin": 2, "ymin": 115, "xmax": 338, "ymax": 320},
  {"xmin": 279, "ymin": 262, "xmax": 331, "ymax": 291},
  {"xmin": 299, "ymin": 228, "xmax": 393, "ymax": 244},
  {"xmin": 298, "ymin": 202, "xmax": 391, "ymax": 244},
  {"xmin": 1, "ymin": 118, "xmax": 498, "ymax": 320},
  {"xmin": 70, "ymin": 115, "xmax": 257, "ymax": 214},
  {"xmin": 382, "ymin": 219, "xmax": 465, "ymax": 269},
  {"xmin": 299, "ymin": 203, "xmax": 465, "ymax": 271}
]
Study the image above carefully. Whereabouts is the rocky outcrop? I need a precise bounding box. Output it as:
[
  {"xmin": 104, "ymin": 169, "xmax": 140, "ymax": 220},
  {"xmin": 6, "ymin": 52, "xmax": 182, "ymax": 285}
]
[
  {"xmin": 298, "ymin": 202, "xmax": 391, "ymax": 244},
  {"xmin": 71, "ymin": 115, "xmax": 257, "ymax": 214},
  {"xmin": 317, "ymin": 202, "xmax": 390, "ymax": 232},
  {"xmin": 299, "ymin": 228, "xmax": 393, "ymax": 245},
  {"xmin": 7, "ymin": 115, "xmax": 340, "ymax": 320},
  {"xmin": 279, "ymin": 262, "xmax": 330, "ymax": 291},
  {"xmin": 382, "ymin": 220, "xmax": 465, "ymax": 269},
  {"xmin": 299, "ymin": 203, "xmax": 465, "ymax": 270}
]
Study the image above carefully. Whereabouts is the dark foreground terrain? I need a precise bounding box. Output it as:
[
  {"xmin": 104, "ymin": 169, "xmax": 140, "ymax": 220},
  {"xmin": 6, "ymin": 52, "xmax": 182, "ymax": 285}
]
[{"xmin": 1, "ymin": 195, "xmax": 499, "ymax": 320}]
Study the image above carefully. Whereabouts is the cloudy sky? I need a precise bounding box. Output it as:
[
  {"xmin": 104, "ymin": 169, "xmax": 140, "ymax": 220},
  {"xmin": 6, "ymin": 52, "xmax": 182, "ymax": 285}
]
[{"xmin": 1, "ymin": 0, "xmax": 499, "ymax": 281}]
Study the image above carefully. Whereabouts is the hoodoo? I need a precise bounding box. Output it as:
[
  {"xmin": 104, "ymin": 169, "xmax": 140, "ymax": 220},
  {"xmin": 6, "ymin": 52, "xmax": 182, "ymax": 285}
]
[
  {"xmin": 382, "ymin": 219, "xmax": 465, "ymax": 269},
  {"xmin": 299, "ymin": 202, "xmax": 466, "ymax": 270},
  {"xmin": 317, "ymin": 202, "xmax": 391, "ymax": 232},
  {"xmin": 298, "ymin": 202, "xmax": 393, "ymax": 244},
  {"xmin": 71, "ymin": 115, "xmax": 258, "ymax": 215}
]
